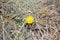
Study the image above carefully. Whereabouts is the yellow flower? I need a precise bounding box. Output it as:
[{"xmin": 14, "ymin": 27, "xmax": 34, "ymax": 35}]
[{"xmin": 25, "ymin": 15, "xmax": 34, "ymax": 24}]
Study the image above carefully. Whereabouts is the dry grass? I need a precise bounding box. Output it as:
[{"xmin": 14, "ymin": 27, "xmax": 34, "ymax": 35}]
[{"xmin": 0, "ymin": 0, "xmax": 60, "ymax": 40}]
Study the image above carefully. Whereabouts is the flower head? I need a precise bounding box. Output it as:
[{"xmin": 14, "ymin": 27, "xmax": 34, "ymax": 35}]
[{"xmin": 25, "ymin": 15, "xmax": 34, "ymax": 24}]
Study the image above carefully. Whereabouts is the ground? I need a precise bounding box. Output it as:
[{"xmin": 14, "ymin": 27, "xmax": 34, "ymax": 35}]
[{"xmin": 0, "ymin": 0, "xmax": 60, "ymax": 40}]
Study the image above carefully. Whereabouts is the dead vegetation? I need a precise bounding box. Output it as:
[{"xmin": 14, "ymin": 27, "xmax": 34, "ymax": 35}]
[{"xmin": 0, "ymin": 0, "xmax": 60, "ymax": 40}]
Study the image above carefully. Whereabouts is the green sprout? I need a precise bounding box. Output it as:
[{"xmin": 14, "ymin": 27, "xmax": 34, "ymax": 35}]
[{"xmin": 15, "ymin": 19, "xmax": 22, "ymax": 25}]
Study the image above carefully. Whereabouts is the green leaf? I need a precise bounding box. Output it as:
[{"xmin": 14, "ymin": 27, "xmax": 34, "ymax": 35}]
[{"xmin": 15, "ymin": 19, "xmax": 22, "ymax": 25}]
